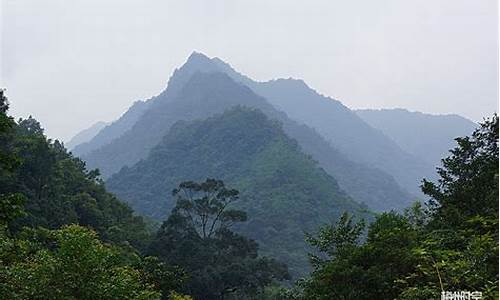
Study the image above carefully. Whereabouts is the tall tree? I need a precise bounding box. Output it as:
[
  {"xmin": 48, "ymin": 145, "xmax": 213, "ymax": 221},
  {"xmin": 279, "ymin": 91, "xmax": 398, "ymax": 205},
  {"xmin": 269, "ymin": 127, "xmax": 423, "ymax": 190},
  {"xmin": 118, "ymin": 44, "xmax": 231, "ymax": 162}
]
[
  {"xmin": 149, "ymin": 179, "xmax": 289, "ymax": 300},
  {"xmin": 422, "ymin": 114, "xmax": 498, "ymax": 228},
  {"xmin": 0, "ymin": 89, "xmax": 24, "ymax": 226},
  {"xmin": 400, "ymin": 115, "xmax": 499, "ymax": 299},
  {"xmin": 171, "ymin": 179, "xmax": 246, "ymax": 239},
  {"xmin": 294, "ymin": 115, "xmax": 498, "ymax": 300}
]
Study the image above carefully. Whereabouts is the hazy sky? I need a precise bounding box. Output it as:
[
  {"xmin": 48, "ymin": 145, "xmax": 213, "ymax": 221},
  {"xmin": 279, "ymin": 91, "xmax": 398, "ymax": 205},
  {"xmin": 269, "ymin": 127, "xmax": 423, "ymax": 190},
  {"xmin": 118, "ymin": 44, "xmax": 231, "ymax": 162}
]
[{"xmin": 1, "ymin": 0, "xmax": 498, "ymax": 141}]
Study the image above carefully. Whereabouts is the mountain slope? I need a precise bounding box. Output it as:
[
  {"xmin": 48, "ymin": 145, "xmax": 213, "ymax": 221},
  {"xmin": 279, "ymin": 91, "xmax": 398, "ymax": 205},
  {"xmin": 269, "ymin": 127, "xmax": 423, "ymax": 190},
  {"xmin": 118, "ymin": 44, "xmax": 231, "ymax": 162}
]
[
  {"xmin": 355, "ymin": 108, "xmax": 477, "ymax": 166},
  {"xmin": 81, "ymin": 72, "xmax": 279, "ymax": 178},
  {"xmin": 107, "ymin": 107, "xmax": 371, "ymax": 276},
  {"xmin": 201, "ymin": 54, "xmax": 436, "ymax": 195},
  {"xmin": 80, "ymin": 54, "xmax": 413, "ymax": 211},
  {"xmin": 65, "ymin": 121, "xmax": 108, "ymax": 150},
  {"xmin": 73, "ymin": 53, "xmax": 235, "ymax": 161},
  {"xmin": 72, "ymin": 100, "xmax": 150, "ymax": 157}
]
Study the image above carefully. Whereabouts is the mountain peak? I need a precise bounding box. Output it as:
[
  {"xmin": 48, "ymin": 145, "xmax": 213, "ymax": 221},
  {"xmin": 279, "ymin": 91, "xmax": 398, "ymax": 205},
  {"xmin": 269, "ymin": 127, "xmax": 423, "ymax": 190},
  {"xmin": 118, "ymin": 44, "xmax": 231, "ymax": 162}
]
[{"xmin": 185, "ymin": 51, "xmax": 214, "ymax": 67}]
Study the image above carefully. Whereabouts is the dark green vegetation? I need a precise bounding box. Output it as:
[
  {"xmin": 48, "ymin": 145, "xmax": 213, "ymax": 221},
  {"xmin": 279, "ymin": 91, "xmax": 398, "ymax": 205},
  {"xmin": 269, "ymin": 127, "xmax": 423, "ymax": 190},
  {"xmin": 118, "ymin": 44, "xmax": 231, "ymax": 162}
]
[
  {"xmin": 0, "ymin": 89, "xmax": 159, "ymax": 299},
  {"xmin": 1, "ymin": 225, "xmax": 161, "ymax": 299},
  {"xmin": 280, "ymin": 115, "xmax": 498, "ymax": 300},
  {"xmin": 6, "ymin": 115, "xmax": 150, "ymax": 252},
  {"xmin": 77, "ymin": 53, "xmax": 414, "ymax": 212},
  {"xmin": 0, "ymin": 83, "xmax": 497, "ymax": 300},
  {"xmin": 148, "ymin": 179, "xmax": 290, "ymax": 299},
  {"xmin": 0, "ymin": 90, "xmax": 287, "ymax": 299},
  {"xmin": 108, "ymin": 107, "xmax": 371, "ymax": 276}
]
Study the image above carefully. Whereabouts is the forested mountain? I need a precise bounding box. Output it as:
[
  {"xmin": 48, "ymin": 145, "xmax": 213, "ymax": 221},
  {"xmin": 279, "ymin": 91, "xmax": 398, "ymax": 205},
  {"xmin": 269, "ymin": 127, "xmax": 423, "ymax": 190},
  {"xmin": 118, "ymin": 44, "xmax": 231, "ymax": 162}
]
[
  {"xmin": 2, "ymin": 114, "xmax": 151, "ymax": 252},
  {"xmin": 196, "ymin": 53, "xmax": 436, "ymax": 196},
  {"xmin": 0, "ymin": 90, "xmax": 159, "ymax": 298},
  {"xmin": 0, "ymin": 90, "xmax": 287, "ymax": 299},
  {"xmin": 76, "ymin": 54, "xmax": 413, "ymax": 211},
  {"xmin": 107, "ymin": 107, "xmax": 372, "ymax": 276},
  {"xmin": 72, "ymin": 99, "xmax": 150, "ymax": 157},
  {"xmin": 292, "ymin": 116, "xmax": 498, "ymax": 300},
  {"xmin": 77, "ymin": 52, "xmax": 435, "ymax": 197},
  {"xmin": 65, "ymin": 121, "xmax": 108, "ymax": 150},
  {"xmin": 355, "ymin": 108, "xmax": 477, "ymax": 166}
]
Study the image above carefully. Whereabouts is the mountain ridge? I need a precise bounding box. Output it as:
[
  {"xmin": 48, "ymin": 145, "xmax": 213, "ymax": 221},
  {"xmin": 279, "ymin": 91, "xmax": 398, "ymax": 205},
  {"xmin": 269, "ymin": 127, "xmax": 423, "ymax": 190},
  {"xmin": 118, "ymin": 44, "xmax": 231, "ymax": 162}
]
[
  {"xmin": 66, "ymin": 121, "xmax": 108, "ymax": 150},
  {"xmin": 73, "ymin": 99, "xmax": 151, "ymax": 157},
  {"xmin": 356, "ymin": 108, "xmax": 477, "ymax": 166},
  {"xmin": 73, "ymin": 52, "xmax": 453, "ymax": 211},
  {"xmin": 107, "ymin": 105, "xmax": 372, "ymax": 276},
  {"xmin": 187, "ymin": 53, "xmax": 436, "ymax": 196},
  {"xmin": 82, "ymin": 69, "xmax": 413, "ymax": 211}
]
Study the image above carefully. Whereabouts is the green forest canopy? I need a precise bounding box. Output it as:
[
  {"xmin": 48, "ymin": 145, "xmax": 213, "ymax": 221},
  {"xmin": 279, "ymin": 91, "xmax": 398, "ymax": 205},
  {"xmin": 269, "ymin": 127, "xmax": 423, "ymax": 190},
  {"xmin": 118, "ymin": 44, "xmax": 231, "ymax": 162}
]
[{"xmin": 0, "ymin": 88, "xmax": 497, "ymax": 299}]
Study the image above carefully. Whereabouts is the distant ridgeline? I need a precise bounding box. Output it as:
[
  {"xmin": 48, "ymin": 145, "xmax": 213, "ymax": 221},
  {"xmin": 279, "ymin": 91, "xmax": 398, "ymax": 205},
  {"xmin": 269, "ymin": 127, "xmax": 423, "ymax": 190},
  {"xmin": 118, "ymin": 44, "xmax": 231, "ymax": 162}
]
[{"xmin": 68, "ymin": 52, "xmax": 477, "ymax": 275}]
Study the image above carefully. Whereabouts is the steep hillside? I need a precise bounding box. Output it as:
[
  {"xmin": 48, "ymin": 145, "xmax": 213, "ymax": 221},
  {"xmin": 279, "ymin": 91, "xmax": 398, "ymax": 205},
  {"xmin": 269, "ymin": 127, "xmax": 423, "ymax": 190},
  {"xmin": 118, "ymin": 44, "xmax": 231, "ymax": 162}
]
[
  {"xmin": 65, "ymin": 121, "xmax": 108, "ymax": 150},
  {"xmin": 356, "ymin": 108, "xmax": 477, "ymax": 166},
  {"xmin": 72, "ymin": 99, "xmax": 150, "ymax": 156},
  {"xmin": 80, "ymin": 55, "xmax": 413, "ymax": 211},
  {"xmin": 204, "ymin": 54, "xmax": 436, "ymax": 195},
  {"xmin": 3, "ymin": 116, "xmax": 150, "ymax": 252},
  {"xmin": 107, "ymin": 107, "xmax": 371, "ymax": 276},
  {"xmin": 81, "ymin": 72, "xmax": 277, "ymax": 178}
]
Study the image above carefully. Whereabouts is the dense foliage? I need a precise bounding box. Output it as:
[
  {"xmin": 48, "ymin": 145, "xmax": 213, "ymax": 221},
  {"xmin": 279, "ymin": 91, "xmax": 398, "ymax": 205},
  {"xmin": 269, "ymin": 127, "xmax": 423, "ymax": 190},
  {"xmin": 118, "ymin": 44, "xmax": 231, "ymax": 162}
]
[
  {"xmin": 108, "ymin": 107, "xmax": 371, "ymax": 276},
  {"xmin": 0, "ymin": 90, "xmax": 291, "ymax": 299},
  {"xmin": 148, "ymin": 179, "xmax": 290, "ymax": 299},
  {"xmin": 1, "ymin": 83, "xmax": 497, "ymax": 300},
  {"xmin": 0, "ymin": 225, "xmax": 160, "ymax": 299},
  {"xmin": 0, "ymin": 90, "xmax": 166, "ymax": 299},
  {"xmin": 286, "ymin": 115, "xmax": 498, "ymax": 300},
  {"xmin": 0, "ymin": 94, "xmax": 150, "ymax": 251}
]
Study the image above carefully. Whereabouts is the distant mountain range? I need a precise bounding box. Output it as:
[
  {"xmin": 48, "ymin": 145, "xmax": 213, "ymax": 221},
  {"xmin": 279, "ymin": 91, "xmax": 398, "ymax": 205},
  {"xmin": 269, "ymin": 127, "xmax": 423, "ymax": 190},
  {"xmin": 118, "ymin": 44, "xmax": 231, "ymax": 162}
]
[
  {"xmin": 66, "ymin": 52, "xmax": 476, "ymax": 210},
  {"xmin": 72, "ymin": 100, "xmax": 150, "ymax": 156},
  {"xmin": 67, "ymin": 52, "xmax": 478, "ymax": 276},
  {"xmin": 69, "ymin": 52, "xmax": 478, "ymax": 211},
  {"xmin": 65, "ymin": 121, "xmax": 108, "ymax": 150},
  {"xmin": 188, "ymin": 53, "xmax": 435, "ymax": 196},
  {"xmin": 72, "ymin": 53, "xmax": 417, "ymax": 211},
  {"xmin": 355, "ymin": 108, "xmax": 477, "ymax": 166}
]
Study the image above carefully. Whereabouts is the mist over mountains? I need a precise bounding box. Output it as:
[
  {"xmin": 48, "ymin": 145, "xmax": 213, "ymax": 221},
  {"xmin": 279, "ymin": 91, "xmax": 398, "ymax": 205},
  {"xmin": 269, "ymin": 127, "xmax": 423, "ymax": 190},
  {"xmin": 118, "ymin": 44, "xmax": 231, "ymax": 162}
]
[
  {"xmin": 66, "ymin": 52, "xmax": 477, "ymax": 275},
  {"xmin": 74, "ymin": 53, "xmax": 419, "ymax": 209},
  {"xmin": 3, "ymin": 0, "xmax": 497, "ymax": 295},
  {"xmin": 356, "ymin": 108, "xmax": 477, "ymax": 166},
  {"xmin": 72, "ymin": 100, "xmax": 151, "ymax": 156},
  {"xmin": 65, "ymin": 121, "xmax": 108, "ymax": 150},
  {"xmin": 70, "ymin": 52, "xmax": 476, "ymax": 211}
]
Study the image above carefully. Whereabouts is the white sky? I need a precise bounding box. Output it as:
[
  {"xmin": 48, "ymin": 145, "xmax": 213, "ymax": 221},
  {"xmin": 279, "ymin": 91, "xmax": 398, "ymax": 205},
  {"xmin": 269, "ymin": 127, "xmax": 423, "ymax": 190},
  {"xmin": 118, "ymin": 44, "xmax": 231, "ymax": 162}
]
[{"xmin": 1, "ymin": 0, "xmax": 498, "ymax": 141}]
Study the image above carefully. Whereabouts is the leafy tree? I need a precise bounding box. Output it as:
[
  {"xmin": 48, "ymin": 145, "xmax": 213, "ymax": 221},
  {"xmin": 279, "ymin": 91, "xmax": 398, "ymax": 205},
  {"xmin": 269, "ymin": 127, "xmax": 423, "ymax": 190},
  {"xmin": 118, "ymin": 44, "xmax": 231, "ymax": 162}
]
[
  {"xmin": 295, "ymin": 116, "xmax": 498, "ymax": 300},
  {"xmin": 1, "ymin": 225, "xmax": 160, "ymax": 300},
  {"xmin": 140, "ymin": 256, "xmax": 188, "ymax": 297},
  {"xmin": 171, "ymin": 179, "xmax": 246, "ymax": 239},
  {"xmin": 399, "ymin": 115, "xmax": 499, "ymax": 299},
  {"xmin": 305, "ymin": 212, "xmax": 365, "ymax": 268},
  {"xmin": 149, "ymin": 179, "xmax": 290, "ymax": 300},
  {"xmin": 0, "ymin": 109, "xmax": 152, "ymax": 251},
  {"xmin": 301, "ymin": 211, "xmax": 419, "ymax": 300},
  {"xmin": 0, "ymin": 89, "xmax": 25, "ymax": 226},
  {"xmin": 422, "ymin": 115, "xmax": 498, "ymax": 228},
  {"xmin": 0, "ymin": 91, "xmax": 168, "ymax": 299}
]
